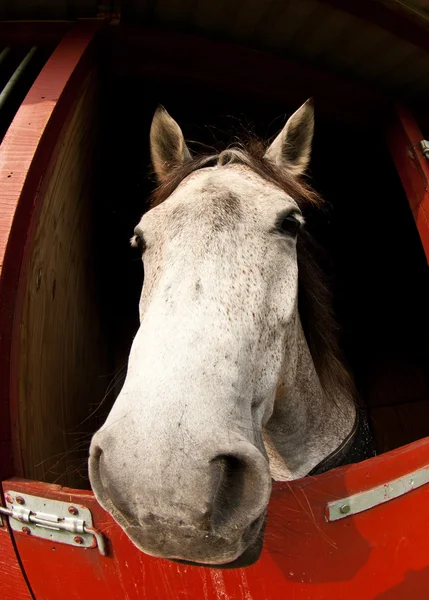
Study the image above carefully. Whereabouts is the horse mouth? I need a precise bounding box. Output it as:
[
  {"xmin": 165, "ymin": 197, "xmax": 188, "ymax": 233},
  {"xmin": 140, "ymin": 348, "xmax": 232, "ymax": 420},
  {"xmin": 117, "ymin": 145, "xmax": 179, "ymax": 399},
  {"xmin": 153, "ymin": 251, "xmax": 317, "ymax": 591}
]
[
  {"xmin": 113, "ymin": 508, "xmax": 267, "ymax": 568},
  {"xmin": 171, "ymin": 514, "xmax": 266, "ymax": 569}
]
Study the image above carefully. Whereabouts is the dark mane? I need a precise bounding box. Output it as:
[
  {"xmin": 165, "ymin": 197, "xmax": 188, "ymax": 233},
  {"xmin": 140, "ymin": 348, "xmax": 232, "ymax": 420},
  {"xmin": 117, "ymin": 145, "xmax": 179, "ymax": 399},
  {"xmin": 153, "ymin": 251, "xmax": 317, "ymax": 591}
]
[{"xmin": 150, "ymin": 142, "xmax": 355, "ymax": 406}]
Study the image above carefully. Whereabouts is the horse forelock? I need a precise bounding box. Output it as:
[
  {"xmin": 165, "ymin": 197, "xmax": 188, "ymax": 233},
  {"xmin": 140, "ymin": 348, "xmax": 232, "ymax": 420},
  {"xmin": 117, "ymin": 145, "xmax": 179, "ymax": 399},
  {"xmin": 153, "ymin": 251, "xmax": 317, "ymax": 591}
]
[{"xmin": 148, "ymin": 140, "xmax": 355, "ymax": 408}]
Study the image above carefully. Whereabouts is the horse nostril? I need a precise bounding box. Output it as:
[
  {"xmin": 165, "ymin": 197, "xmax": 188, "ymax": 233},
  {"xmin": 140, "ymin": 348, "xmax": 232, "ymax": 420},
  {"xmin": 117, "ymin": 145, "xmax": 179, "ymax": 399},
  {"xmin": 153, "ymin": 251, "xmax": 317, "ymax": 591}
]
[
  {"xmin": 89, "ymin": 443, "xmax": 105, "ymax": 495},
  {"xmin": 210, "ymin": 454, "xmax": 247, "ymax": 532}
]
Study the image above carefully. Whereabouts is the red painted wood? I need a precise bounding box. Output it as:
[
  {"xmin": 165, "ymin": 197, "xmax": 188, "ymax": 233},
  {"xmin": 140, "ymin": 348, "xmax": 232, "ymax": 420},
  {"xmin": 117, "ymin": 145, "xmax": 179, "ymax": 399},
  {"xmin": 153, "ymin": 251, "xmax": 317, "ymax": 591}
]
[
  {"xmin": 4, "ymin": 439, "xmax": 429, "ymax": 599},
  {"xmin": 3, "ymin": 21, "xmax": 429, "ymax": 600},
  {"xmin": 387, "ymin": 104, "xmax": 429, "ymax": 263},
  {"xmin": 0, "ymin": 20, "xmax": 103, "ymax": 482},
  {"xmin": 0, "ymin": 518, "xmax": 33, "ymax": 600}
]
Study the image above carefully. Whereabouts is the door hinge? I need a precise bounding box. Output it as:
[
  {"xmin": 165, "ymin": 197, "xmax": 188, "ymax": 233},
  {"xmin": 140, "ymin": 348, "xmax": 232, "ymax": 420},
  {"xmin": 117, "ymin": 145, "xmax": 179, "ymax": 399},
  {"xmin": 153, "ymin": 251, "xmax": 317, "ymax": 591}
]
[
  {"xmin": 0, "ymin": 491, "xmax": 106, "ymax": 555},
  {"xmin": 420, "ymin": 139, "xmax": 429, "ymax": 159}
]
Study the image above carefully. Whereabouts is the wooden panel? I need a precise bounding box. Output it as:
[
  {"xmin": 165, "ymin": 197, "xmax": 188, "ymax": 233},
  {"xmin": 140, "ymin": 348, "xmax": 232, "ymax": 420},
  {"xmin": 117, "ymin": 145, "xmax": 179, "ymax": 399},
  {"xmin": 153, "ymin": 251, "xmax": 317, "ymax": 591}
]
[
  {"xmin": 5, "ymin": 438, "xmax": 429, "ymax": 599},
  {"xmin": 122, "ymin": 1, "xmax": 429, "ymax": 106},
  {"xmin": 108, "ymin": 27, "xmax": 390, "ymax": 127},
  {"xmin": 320, "ymin": 0, "xmax": 429, "ymax": 55},
  {"xmin": 359, "ymin": 38, "xmax": 419, "ymax": 83},
  {"xmin": 377, "ymin": 47, "xmax": 428, "ymax": 91},
  {"xmin": 406, "ymin": 60, "xmax": 429, "ymax": 98},
  {"xmin": 193, "ymin": 0, "xmax": 227, "ymax": 32},
  {"xmin": 364, "ymin": 355, "xmax": 429, "ymax": 409},
  {"xmin": 0, "ymin": 20, "xmax": 102, "ymax": 482},
  {"xmin": 292, "ymin": 8, "xmax": 355, "ymax": 58},
  {"xmin": 212, "ymin": 0, "xmax": 281, "ymax": 40},
  {"xmin": 282, "ymin": 3, "xmax": 335, "ymax": 55},
  {"xmin": 0, "ymin": 523, "xmax": 33, "ymax": 600},
  {"xmin": 330, "ymin": 23, "xmax": 391, "ymax": 73},
  {"xmin": 262, "ymin": 0, "xmax": 321, "ymax": 48},
  {"xmin": 12, "ymin": 68, "xmax": 110, "ymax": 487},
  {"xmin": 371, "ymin": 400, "xmax": 429, "ymax": 453}
]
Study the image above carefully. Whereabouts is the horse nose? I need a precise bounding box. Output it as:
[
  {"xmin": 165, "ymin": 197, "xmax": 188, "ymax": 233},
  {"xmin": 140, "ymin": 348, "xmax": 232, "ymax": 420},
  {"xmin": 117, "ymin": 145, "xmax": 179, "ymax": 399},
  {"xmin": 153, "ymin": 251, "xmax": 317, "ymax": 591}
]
[
  {"xmin": 209, "ymin": 446, "xmax": 272, "ymax": 536},
  {"xmin": 89, "ymin": 431, "xmax": 272, "ymax": 563}
]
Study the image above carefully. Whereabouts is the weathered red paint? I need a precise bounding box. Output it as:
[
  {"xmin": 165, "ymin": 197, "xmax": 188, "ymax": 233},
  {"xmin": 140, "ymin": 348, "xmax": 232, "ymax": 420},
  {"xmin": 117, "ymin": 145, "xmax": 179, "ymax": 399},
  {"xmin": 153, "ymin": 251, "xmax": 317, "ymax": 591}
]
[
  {"xmin": 0, "ymin": 524, "xmax": 33, "ymax": 600},
  {"xmin": 387, "ymin": 104, "xmax": 429, "ymax": 263},
  {"xmin": 3, "ymin": 439, "xmax": 429, "ymax": 599}
]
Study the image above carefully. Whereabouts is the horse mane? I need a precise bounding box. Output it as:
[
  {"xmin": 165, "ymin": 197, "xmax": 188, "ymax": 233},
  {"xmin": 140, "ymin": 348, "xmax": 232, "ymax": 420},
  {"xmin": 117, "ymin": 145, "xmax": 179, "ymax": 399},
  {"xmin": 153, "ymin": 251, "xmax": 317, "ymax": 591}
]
[{"xmin": 149, "ymin": 141, "xmax": 355, "ymax": 406}]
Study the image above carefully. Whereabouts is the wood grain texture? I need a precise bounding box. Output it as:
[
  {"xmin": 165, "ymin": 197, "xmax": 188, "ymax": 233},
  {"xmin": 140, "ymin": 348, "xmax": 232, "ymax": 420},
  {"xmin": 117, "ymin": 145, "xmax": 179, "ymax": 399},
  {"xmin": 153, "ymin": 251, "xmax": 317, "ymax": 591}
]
[
  {"xmin": 0, "ymin": 523, "xmax": 33, "ymax": 600},
  {"xmin": 0, "ymin": 20, "xmax": 102, "ymax": 482},
  {"xmin": 12, "ymin": 68, "xmax": 110, "ymax": 487}
]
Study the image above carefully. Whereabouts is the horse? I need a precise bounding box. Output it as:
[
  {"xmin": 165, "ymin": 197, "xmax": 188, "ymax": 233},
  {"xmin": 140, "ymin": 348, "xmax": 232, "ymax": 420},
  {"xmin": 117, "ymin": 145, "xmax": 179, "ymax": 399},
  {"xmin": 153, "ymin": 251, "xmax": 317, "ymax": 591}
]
[{"xmin": 89, "ymin": 100, "xmax": 375, "ymax": 568}]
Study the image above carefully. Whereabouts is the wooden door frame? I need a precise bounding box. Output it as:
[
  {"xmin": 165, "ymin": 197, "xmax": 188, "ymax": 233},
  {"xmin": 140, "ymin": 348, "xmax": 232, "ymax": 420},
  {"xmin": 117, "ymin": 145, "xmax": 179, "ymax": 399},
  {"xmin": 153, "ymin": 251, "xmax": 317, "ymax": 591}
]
[
  {"xmin": 3, "ymin": 21, "xmax": 429, "ymax": 599},
  {"xmin": 387, "ymin": 103, "xmax": 429, "ymax": 263}
]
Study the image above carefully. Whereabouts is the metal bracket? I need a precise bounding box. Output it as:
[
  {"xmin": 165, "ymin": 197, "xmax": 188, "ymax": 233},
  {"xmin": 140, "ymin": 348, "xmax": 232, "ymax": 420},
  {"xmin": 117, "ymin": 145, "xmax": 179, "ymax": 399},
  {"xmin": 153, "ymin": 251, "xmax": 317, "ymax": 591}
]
[
  {"xmin": 327, "ymin": 465, "xmax": 429, "ymax": 522},
  {"xmin": 420, "ymin": 139, "xmax": 429, "ymax": 159},
  {"xmin": 0, "ymin": 491, "xmax": 106, "ymax": 555}
]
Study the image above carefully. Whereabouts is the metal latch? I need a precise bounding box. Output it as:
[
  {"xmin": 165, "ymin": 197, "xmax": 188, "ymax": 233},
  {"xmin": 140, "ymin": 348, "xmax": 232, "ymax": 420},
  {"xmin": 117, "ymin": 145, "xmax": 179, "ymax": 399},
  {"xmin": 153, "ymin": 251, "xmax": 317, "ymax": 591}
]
[
  {"xmin": 0, "ymin": 491, "xmax": 106, "ymax": 555},
  {"xmin": 420, "ymin": 139, "xmax": 429, "ymax": 159}
]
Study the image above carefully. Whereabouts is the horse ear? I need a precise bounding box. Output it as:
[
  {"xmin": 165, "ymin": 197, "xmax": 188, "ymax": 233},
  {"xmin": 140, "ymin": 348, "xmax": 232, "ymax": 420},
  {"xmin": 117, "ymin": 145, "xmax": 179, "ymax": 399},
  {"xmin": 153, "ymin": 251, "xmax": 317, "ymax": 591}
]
[
  {"xmin": 264, "ymin": 99, "xmax": 314, "ymax": 176},
  {"xmin": 150, "ymin": 106, "xmax": 192, "ymax": 181}
]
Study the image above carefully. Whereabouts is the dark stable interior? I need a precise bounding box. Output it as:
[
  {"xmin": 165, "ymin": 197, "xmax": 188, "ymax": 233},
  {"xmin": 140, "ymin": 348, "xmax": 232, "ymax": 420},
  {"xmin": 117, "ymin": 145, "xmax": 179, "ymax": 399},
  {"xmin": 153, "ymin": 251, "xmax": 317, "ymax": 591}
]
[{"xmin": 92, "ymin": 65, "xmax": 429, "ymax": 485}]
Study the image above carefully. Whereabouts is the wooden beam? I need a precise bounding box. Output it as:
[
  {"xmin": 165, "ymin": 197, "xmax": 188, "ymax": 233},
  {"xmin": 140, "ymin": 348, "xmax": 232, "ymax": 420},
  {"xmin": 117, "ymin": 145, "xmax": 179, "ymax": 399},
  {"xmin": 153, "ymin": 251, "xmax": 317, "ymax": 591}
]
[
  {"xmin": 387, "ymin": 104, "xmax": 429, "ymax": 263},
  {"xmin": 107, "ymin": 26, "xmax": 390, "ymax": 126},
  {"xmin": 320, "ymin": 0, "xmax": 429, "ymax": 55}
]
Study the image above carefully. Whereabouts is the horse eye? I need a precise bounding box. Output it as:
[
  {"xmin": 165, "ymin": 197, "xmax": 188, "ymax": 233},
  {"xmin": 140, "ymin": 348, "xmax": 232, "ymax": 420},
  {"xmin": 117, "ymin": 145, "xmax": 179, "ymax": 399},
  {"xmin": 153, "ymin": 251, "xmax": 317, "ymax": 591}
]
[
  {"xmin": 131, "ymin": 233, "xmax": 146, "ymax": 253},
  {"xmin": 279, "ymin": 215, "xmax": 301, "ymax": 237}
]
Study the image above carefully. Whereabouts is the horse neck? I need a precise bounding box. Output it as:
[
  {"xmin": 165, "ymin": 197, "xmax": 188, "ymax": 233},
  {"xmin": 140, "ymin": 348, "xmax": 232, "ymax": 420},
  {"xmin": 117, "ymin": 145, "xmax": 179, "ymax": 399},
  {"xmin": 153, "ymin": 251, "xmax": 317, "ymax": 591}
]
[{"xmin": 263, "ymin": 316, "xmax": 356, "ymax": 481}]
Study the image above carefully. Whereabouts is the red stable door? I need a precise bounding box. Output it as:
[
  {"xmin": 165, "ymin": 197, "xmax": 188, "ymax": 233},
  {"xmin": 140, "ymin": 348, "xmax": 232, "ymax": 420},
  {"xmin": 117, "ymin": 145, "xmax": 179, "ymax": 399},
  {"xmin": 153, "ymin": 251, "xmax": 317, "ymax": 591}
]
[
  {"xmin": 3, "ymin": 22, "xmax": 429, "ymax": 600},
  {"xmin": 387, "ymin": 104, "xmax": 429, "ymax": 265},
  {"xmin": 4, "ymin": 442, "xmax": 429, "ymax": 600}
]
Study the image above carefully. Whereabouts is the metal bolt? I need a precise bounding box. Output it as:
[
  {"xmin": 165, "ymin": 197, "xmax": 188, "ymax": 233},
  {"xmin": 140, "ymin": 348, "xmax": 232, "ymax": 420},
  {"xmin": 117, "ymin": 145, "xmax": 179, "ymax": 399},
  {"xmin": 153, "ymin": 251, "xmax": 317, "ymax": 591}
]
[
  {"xmin": 74, "ymin": 536, "xmax": 84, "ymax": 545},
  {"xmin": 340, "ymin": 504, "xmax": 351, "ymax": 515},
  {"xmin": 21, "ymin": 526, "xmax": 31, "ymax": 534},
  {"xmin": 68, "ymin": 506, "xmax": 78, "ymax": 516},
  {"xmin": 16, "ymin": 496, "xmax": 25, "ymax": 505},
  {"xmin": 5, "ymin": 493, "xmax": 13, "ymax": 504}
]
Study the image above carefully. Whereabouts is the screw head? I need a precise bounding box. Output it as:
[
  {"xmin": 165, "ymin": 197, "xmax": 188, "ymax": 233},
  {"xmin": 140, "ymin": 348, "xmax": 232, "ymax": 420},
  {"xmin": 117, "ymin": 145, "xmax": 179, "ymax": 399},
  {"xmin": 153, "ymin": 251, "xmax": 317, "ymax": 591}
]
[
  {"xmin": 68, "ymin": 506, "xmax": 78, "ymax": 515},
  {"xmin": 5, "ymin": 493, "xmax": 13, "ymax": 504},
  {"xmin": 340, "ymin": 504, "xmax": 351, "ymax": 515},
  {"xmin": 16, "ymin": 496, "xmax": 25, "ymax": 505},
  {"xmin": 74, "ymin": 536, "xmax": 84, "ymax": 545},
  {"xmin": 21, "ymin": 526, "xmax": 31, "ymax": 534}
]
